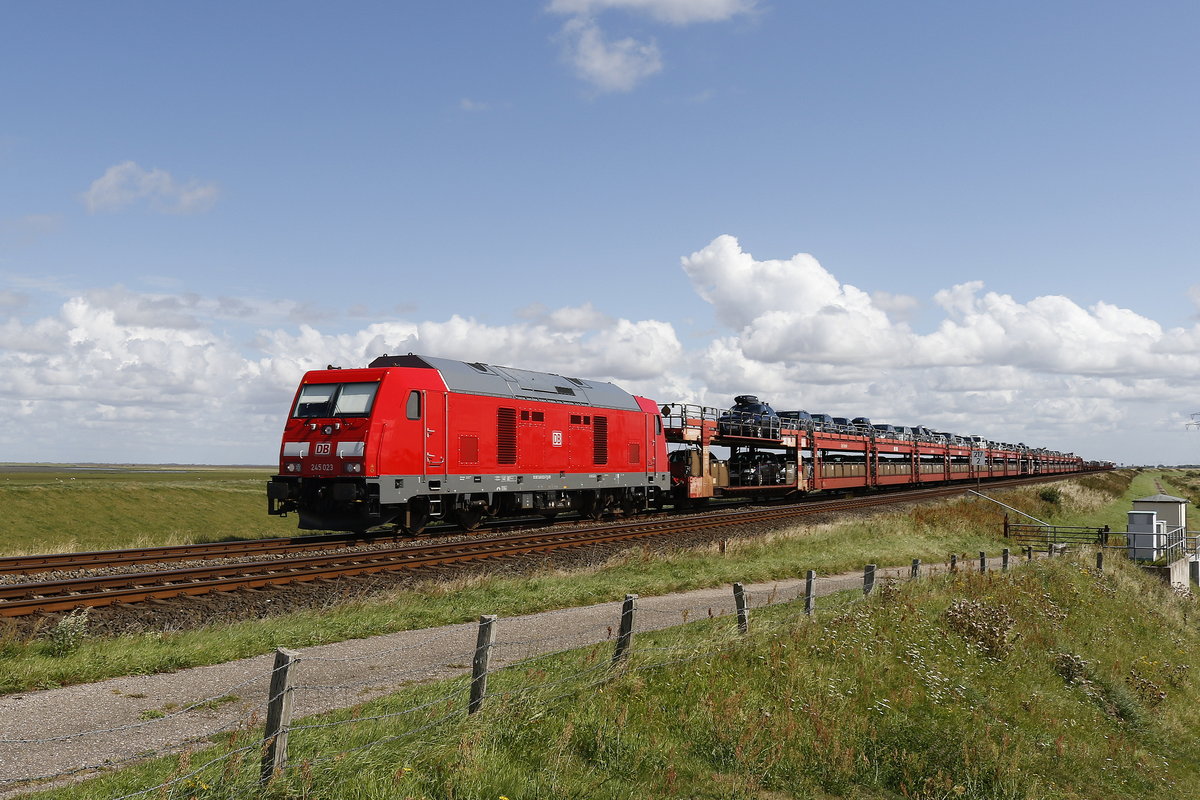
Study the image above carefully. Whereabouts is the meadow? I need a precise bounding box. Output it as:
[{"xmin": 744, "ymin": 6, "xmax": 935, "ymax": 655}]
[
  {"xmin": 24, "ymin": 485, "xmax": 1200, "ymax": 799},
  {"xmin": 0, "ymin": 466, "xmax": 293, "ymax": 556}
]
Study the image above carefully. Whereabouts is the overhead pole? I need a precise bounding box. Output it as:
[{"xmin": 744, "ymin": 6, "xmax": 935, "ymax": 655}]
[{"xmin": 967, "ymin": 490, "xmax": 1050, "ymax": 527}]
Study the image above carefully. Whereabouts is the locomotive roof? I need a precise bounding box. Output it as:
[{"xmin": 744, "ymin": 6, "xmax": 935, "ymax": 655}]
[{"xmin": 368, "ymin": 354, "xmax": 643, "ymax": 411}]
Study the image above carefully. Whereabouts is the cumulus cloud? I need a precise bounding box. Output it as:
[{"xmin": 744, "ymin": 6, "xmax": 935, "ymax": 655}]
[
  {"xmin": 557, "ymin": 17, "xmax": 662, "ymax": 93},
  {"xmin": 871, "ymin": 290, "xmax": 920, "ymax": 323},
  {"xmin": 682, "ymin": 234, "xmax": 908, "ymax": 364},
  {"xmin": 549, "ymin": 0, "xmax": 754, "ymax": 92},
  {"xmin": 81, "ymin": 162, "xmax": 219, "ymax": 215},
  {"xmin": 0, "ymin": 284, "xmax": 689, "ymax": 461},
  {"xmin": 683, "ymin": 235, "xmax": 1200, "ymax": 378},
  {"xmin": 517, "ymin": 301, "xmax": 613, "ymax": 332},
  {"xmin": 678, "ymin": 235, "xmax": 1200, "ymax": 462},
  {"xmin": 256, "ymin": 311, "xmax": 683, "ymax": 384},
  {"xmin": 4, "ymin": 237, "xmax": 1198, "ymax": 465},
  {"xmin": 0, "ymin": 294, "xmax": 273, "ymax": 462},
  {"xmin": 74, "ymin": 286, "xmax": 316, "ymax": 331}
]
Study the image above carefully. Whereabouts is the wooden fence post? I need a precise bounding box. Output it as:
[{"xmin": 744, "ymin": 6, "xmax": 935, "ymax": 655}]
[
  {"xmin": 911, "ymin": 558, "xmax": 920, "ymax": 580},
  {"xmin": 863, "ymin": 564, "xmax": 876, "ymax": 596},
  {"xmin": 1002, "ymin": 548, "xmax": 1010, "ymax": 572},
  {"xmin": 733, "ymin": 583, "xmax": 749, "ymax": 634},
  {"xmin": 979, "ymin": 551, "xmax": 987, "ymax": 575},
  {"xmin": 1096, "ymin": 550, "xmax": 1105, "ymax": 573},
  {"xmin": 468, "ymin": 615, "xmax": 497, "ymax": 715},
  {"xmin": 950, "ymin": 554, "xmax": 958, "ymax": 573},
  {"xmin": 1025, "ymin": 546, "xmax": 1033, "ymax": 561},
  {"xmin": 612, "ymin": 594, "xmax": 638, "ymax": 666},
  {"xmin": 260, "ymin": 647, "xmax": 299, "ymax": 785},
  {"xmin": 805, "ymin": 570, "xmax": 815, "ymax": 616}
]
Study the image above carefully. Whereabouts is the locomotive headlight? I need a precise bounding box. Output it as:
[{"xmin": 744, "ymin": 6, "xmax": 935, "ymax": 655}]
[
  {"xmin": 344, "ymin": 462, "xmax": 362, "ymax": 474},
  {"xmin": 285, "ymin": 462, "xmax": 301, "ymax": 473}
]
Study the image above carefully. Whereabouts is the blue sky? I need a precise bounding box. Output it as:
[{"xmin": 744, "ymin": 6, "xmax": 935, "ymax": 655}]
[{"xmin": 1, "ymin": 1, "xmax": 1198, "ymax": 466}]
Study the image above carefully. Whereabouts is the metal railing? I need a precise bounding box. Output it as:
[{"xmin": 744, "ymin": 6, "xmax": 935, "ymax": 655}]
[{"xmin": 1003, "ymin": 521, "xmax": 1111, "ymax": 550}]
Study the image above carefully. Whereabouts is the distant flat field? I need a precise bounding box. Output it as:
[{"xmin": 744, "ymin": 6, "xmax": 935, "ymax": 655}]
[{"xmin": 0, "ymin": 465, "xmax": 299, "ymax": 556}]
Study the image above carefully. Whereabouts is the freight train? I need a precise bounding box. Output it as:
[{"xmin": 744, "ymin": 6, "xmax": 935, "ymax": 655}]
[{"xmin": 266, "ymin": 354, "xmax": 1101, "ymax": 533}]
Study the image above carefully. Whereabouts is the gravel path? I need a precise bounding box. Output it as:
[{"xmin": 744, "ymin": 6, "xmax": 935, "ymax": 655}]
[{"xmin": 0, "ymin": 561, "xmax": 918, "ymax": 797}]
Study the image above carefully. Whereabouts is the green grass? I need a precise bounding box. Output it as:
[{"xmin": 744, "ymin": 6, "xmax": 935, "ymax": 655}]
[
  {"xmin": 0, "ymin": 466, "xmax": 295, "ymax": 555},
  {"xmin": 0, "ymin": 472, "xmax": 1138, "ymax": 695},
  {"xmin": 27, "ymin": 542, "xmax": 1200, "ymax": 799}
]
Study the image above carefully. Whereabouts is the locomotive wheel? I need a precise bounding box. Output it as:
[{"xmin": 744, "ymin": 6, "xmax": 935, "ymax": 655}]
[
  {"xmin": 402, "ymin": 500, "xmax": 430, "ymax": 535},
  {"xmin": 453, "ymin": 507, "xmax": 485, "ymax": 531},
  {"xmin": 580, "ymin": 492, "xmax": 608, "ymax": 520}
]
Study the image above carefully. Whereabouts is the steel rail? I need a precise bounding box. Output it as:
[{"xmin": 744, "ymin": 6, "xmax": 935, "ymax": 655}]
[
  {"xmin": 0, "ymin": 531, "xmax": 421, "ymax": 577},
  {"xmin": 0, "ymin": 472, "xmax": 1090, "ymax": 617},
  {"xmin": 0, "ymin": 470, "xmax": 1098, "ymax": 578}
]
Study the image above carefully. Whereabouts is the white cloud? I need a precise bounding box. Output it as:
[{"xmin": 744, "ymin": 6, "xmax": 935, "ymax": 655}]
[
  {"xmin": 558, "ymin": 17, "xmax": 662, "ymax": 93},
  {"xmin": 517, "ymin": 301, "xmax": 613, "ymax": 332},
  {"xmin": 548, "ymin": 0, "xmax": 754, "ymax": 92},
  {"xmin": 682, "ymin": 234, "xmax": 908, "ymax": 364},
  {"xmin": 81, "ymin": 162, "xmax": 219, "ymax": 215},
  {"xmin": 684, "ymin": 235, "xmax": 1200, "ymax": 379},
  {"xmin": 678, "ymin": 235, "xmax": 1200, "ymax": 462},
  {"xmin": 256, "ymin": 311, "xmax": 683, "ymax": 384},
  {"xmin": 871, "ymin": 290, "xmax": 920, "ymax": 323},
  {"xmin": 5, "ymin": 238, "xmax": 1200, "ymax": 465}
]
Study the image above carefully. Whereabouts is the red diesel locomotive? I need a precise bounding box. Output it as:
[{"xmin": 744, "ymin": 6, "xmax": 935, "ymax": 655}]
[
  {"xmin": 268, "ymin": 354, "xmax": 1098, "ymax": 533},
  {"xmin": 267, "ymin": 354, "xmax": 670, "ymax": 532}
]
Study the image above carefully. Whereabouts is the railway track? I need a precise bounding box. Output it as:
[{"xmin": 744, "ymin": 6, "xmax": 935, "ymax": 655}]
[
  {"xmin": 0, "ymin": 530, "xmax": 422, "ymax": 577},
  {"xmin": 0, "ymin": 473, "xmax": 1093, "ymax": 617}
]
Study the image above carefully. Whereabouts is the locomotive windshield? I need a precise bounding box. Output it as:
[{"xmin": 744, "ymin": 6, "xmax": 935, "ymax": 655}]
[{"xmin": 292, "ymin": 382, "xmax": 379, "ymax": 418}]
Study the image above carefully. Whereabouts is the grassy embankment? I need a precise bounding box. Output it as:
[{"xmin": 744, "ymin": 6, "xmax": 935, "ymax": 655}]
[
  {"xmin": 0, "ymin": 470, "xmax": 1143, "ymax": 695},
  {"xmin": 1162, "ymin": 469, "xmax": 1200, "ymax": 507},
  {"xmin": 27, "ymin": 494, "xmax": 1200, "ymax": 799}
]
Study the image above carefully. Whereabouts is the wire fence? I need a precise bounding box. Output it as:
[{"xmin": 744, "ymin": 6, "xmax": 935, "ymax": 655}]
[{"xmin": 0, "ymin": 545, "xmax": 1150, "ymax": 799}]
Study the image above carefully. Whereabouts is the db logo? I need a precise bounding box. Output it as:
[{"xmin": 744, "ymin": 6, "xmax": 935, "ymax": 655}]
[
  {"xmin": 315, "ymin": 442, "xmax": 332, "ymax": 456},
  {"xmin": 552, "ymin": 431, "xmax": 563, "ymax": 447}
]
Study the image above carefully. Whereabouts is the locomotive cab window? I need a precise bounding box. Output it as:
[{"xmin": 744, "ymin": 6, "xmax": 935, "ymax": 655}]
[
  {"xmin": 406, "ymin": 391, "xmax": 422, "ymax": 420},
  {"xmin": 293, "ymin": 382, "xmax": 379, "ymax": 418}
]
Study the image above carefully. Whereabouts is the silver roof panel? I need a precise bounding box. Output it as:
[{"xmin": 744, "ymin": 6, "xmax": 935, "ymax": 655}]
[{"xmin": 370, "ymin": 354, "xmax": 642, "ymax": 411}]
